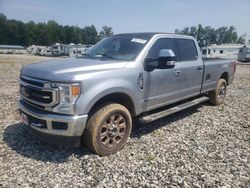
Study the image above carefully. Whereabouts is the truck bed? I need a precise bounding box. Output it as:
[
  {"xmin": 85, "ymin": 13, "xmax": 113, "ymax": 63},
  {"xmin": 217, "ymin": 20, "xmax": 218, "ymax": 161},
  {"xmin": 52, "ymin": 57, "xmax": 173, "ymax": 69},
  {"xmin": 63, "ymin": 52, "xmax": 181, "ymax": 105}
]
[{"xmin": 201, "ymin": 58, "xmax": 235, "ymax": 94}]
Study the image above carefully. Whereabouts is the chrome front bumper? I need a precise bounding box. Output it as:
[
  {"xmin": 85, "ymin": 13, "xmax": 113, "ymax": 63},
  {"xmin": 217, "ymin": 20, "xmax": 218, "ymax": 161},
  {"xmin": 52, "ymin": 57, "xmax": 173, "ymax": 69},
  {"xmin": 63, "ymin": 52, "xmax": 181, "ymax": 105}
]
[{"xmin": 19, "ymin": 101, "xmax": 88, "ymax": 137}]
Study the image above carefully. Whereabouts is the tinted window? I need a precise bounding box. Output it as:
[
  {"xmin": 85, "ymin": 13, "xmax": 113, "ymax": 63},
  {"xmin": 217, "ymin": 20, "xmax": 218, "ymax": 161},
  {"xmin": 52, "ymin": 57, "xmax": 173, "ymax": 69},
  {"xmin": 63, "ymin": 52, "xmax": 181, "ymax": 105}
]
[
  {"xmin": 147, "ymin": 38, "xmax": 179, "ymax": 60},
  {"xmin": 176, "ymin": 39, "xmax": 198, "ymax": 61}
]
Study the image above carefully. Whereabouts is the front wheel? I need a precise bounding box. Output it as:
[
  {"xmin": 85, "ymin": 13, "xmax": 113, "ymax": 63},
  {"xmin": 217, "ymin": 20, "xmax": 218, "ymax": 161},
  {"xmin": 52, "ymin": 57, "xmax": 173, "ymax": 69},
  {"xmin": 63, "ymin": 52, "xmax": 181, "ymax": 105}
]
[
  {"xmin": 209, "ymin": 79, "xmax": 227, "ymax": 105},
  {"xmin": 83, "ymin": 103, "xmax": 132, "ymax": 156}
]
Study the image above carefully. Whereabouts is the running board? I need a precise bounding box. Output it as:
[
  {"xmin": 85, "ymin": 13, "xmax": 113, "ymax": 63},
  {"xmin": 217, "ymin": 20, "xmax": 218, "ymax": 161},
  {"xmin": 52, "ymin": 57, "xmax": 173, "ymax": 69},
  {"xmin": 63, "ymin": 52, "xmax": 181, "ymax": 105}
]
[{"xmin": 139, "ymin": 96, "xmax": 209, "ymax": 123}]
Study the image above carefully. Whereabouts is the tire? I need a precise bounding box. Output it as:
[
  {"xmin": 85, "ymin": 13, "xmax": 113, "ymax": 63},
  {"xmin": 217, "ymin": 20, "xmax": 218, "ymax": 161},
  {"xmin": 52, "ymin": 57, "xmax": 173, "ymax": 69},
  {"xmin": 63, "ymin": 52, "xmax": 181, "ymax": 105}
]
[
  {"xmin": 209, "ymin": 79, "xmax": 227, "ymax": 105},
  {"xmin": 83, "ymin": 103, "xmax": 132, "ymax": 156}
]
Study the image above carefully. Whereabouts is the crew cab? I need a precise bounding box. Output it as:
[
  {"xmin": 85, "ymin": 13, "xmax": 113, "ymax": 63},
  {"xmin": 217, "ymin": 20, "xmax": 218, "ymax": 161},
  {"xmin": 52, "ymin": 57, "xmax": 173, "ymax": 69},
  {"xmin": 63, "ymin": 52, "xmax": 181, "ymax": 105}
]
[{"xmin": 19, "ymin": 33, "xmax": 236, "ymax": 156}]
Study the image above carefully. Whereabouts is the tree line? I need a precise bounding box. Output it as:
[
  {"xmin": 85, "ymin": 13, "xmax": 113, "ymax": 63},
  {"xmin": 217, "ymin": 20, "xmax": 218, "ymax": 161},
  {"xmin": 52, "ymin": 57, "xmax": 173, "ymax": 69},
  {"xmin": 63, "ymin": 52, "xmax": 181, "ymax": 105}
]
[
  {"xmin": 0, "ymin": 14, "xmax": 113, "ymax": 47},
  {"xmin": 175, "ymin": 24, "xmax": 246, "ymax": 47},
  {"xmin": 0, "ymin": 14, "xmax": 248, "ymax": 47}
]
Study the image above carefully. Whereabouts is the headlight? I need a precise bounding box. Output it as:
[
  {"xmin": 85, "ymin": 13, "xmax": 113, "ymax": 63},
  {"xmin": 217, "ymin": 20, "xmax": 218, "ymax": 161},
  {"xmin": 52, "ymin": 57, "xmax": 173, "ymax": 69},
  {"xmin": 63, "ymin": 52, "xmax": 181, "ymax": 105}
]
[{"xmin": 51, "ymin": 83, "xmax": 81, "ymax": 114}]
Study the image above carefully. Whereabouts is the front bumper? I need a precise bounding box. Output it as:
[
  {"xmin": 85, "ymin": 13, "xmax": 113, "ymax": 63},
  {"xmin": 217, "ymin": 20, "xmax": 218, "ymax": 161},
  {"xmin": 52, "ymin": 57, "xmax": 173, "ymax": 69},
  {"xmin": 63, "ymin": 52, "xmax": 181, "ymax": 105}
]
[{"xmin": 19, "ymin": 100, "xmax": 88, "ymax": 146}]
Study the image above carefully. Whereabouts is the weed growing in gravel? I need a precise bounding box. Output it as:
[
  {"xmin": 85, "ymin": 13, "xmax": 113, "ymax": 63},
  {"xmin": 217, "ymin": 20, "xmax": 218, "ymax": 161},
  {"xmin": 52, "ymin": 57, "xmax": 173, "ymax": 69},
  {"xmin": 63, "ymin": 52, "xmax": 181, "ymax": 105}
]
[
  {"xmin": 152, "ymin": 130, "xmax": 162, "ymax": 137},
  {"xmin": 145, "ymin": 153, "xmax": 155, "ymax": 161},
  {"xmin": 219, "ymin": 105, "xmax": 225, "ymax": 111}
]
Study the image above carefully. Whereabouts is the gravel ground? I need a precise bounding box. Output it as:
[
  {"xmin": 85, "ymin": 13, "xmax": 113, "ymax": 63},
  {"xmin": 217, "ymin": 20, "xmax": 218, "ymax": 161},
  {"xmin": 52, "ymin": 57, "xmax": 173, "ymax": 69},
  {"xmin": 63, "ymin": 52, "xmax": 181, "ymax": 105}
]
[{"xmin": 0, "ymin": 55, "xmax": 249, "ymax": 187}]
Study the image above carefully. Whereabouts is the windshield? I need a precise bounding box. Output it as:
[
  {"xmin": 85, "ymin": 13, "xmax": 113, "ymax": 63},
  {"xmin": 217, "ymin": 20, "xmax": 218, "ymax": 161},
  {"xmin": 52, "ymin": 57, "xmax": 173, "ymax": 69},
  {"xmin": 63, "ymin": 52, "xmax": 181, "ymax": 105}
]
[{"xmin": 84, "ymin": 35, "xmax": 151, "ymax": 61}]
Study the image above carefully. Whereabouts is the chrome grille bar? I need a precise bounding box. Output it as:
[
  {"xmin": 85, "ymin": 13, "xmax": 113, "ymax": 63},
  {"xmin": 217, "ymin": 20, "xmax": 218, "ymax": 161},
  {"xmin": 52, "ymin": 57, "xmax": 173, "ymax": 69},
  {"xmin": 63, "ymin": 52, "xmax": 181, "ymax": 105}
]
[{"xmin": 20, "ymin": 76, "xmax": 59, "ymax": 107}]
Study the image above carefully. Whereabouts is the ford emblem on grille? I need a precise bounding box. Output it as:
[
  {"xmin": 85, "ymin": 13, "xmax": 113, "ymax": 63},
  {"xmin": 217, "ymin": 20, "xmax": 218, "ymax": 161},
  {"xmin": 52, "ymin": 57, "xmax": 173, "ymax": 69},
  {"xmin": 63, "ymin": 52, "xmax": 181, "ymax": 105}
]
[{"xmin": 21, "ymin": 86, "xmax": 29, "ymax": 98}]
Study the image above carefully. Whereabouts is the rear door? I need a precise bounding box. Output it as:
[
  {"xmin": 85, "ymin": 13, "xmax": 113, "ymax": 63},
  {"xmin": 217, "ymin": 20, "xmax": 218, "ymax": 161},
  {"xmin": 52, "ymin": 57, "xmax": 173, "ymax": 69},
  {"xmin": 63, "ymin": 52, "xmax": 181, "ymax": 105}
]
[{"xmin": 173, "ymin": 39, "xmax": 203, "ymax": 99}]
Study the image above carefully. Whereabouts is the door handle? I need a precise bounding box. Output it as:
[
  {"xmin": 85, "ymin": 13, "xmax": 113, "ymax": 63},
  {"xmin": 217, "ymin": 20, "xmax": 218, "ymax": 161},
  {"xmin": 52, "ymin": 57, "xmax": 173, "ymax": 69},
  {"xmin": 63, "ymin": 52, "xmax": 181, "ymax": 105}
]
[
  {"xmin": 197, "ymin": 66, "xmax": 203, "ymax": 71},
  {"xmin": 174, "ymin": 69, "xmax": 182, "ymax": 76}
]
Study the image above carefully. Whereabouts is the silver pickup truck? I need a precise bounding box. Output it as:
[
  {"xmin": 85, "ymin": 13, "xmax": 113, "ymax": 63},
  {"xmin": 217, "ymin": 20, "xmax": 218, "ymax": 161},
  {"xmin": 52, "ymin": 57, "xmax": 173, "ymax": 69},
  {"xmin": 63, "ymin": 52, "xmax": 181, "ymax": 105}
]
[{"xmin": 19, "ymin": 33, "xmax": 236, "ymax": 156}]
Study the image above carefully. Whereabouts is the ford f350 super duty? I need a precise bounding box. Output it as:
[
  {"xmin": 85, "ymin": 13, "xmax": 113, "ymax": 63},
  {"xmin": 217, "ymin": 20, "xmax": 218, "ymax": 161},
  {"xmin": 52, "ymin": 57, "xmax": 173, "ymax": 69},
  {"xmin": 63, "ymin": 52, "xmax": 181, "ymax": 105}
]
[{"xmin": 19, "ymin": 33, "xmax": 236, "ymax": 156}]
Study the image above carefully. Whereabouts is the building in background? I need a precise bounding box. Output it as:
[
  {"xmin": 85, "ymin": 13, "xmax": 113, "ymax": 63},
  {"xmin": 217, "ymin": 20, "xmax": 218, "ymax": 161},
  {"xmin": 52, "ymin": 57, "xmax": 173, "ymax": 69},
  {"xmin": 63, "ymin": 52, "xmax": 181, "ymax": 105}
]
[
  {"xmin": 202, "ymin": 44, "xmax": 244, "ymax": 59},
  {"xmin": 0, "ymin": 45, "xmax": 27, "ymax": 54}
]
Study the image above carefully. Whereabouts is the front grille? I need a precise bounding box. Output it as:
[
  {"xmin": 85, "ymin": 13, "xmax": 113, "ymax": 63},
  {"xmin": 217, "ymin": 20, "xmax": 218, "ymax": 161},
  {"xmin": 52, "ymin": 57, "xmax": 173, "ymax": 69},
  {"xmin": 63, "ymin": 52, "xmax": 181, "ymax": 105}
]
[
  {"xmin": 20, "ymin": 85, "xmax": 53, "ymax": 104},
  {"xmin": 20, "ymin": 76, "xmax": 44, "ymax": 87},
  {"xmin": 22, "ymin": 99, "xmax": 46, "ymax": 110},
  {"xmin": 20, "ymin": 75, "xmax": 58, "ymax": 109}
]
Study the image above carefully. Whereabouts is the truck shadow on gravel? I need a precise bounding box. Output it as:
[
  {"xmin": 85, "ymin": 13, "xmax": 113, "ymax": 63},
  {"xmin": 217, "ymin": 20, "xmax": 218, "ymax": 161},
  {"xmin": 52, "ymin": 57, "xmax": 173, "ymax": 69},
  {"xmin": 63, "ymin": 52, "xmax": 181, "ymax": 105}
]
[
  {"xmin": 131, "ymin": 103, "xmax": 205, "ymax": 138},
  {"xmin": 3, "ymin": 123, "xmax": 91, "ymax": 163},
  {"xmin": 3, "ymin": 103, "xmax": 205, "ymax": 163}
]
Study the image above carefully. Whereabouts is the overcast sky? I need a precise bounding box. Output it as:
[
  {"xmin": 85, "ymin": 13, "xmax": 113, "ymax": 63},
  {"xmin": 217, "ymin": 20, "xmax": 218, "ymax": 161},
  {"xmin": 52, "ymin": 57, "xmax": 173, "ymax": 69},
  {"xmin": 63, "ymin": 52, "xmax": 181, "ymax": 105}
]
[{"xmin": 0, "ymin": 0, "xmax": 250, "ymax": 36}]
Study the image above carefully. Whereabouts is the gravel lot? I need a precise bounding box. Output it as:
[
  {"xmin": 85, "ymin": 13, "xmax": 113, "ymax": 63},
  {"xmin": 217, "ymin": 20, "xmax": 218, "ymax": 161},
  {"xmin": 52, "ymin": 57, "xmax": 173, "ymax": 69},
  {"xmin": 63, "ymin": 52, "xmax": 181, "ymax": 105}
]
[{"xmin": 0, "ymin": 55, "xmax": 249, "ymax": 187}]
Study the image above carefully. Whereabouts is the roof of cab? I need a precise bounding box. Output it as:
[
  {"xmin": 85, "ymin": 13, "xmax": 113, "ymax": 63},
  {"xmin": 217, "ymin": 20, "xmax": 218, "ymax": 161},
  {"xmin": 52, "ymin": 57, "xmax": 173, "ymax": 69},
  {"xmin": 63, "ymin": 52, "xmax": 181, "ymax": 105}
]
[{"xmin": 111, "ymin": 32, "xmax": 194, "ymax": 39}]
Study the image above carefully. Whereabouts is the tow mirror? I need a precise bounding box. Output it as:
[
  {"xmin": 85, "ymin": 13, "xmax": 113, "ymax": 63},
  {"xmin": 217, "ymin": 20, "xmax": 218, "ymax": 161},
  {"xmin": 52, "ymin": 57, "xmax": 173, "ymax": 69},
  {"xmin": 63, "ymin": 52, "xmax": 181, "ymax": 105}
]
[
  {"xmin": 158, "ymin": 49, "xmax": 176, "ymax": 69},
  {"xmin": 144, "ymin": 49, "xmax": 176, "ymax": 71}
]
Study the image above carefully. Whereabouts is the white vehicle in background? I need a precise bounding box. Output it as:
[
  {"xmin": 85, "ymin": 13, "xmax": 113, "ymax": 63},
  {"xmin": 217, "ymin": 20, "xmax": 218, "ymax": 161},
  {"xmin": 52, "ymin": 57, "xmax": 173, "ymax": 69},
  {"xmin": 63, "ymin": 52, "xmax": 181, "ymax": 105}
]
[
  {"xmin": 44, "ymin": 48, "xmax": 53, "ymax": 56},
  {"xmin": 238, "ymin": 45, "xmax": 250, "ymax": 62},
  {"xmin": 38, "ymin": 47, "xmax": 47, "ymax": 56},
  {"xmin": 52, "ymin": 43, "xmax": 69, "ymax": 56},
  {"xmin": 69, "ymin": 45, "xmax": 93, "ymax": 57},
  {"xmin": 202, "ymin": 44, "xmax": 243, "ymax": 59}
]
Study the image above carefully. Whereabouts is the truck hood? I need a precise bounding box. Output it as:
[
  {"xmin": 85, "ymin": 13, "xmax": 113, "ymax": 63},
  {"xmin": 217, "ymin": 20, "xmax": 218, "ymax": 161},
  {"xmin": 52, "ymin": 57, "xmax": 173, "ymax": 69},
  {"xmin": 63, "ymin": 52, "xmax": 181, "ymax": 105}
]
[{"xmin": 21, "ymin": 58, "xmax": 128, "ymax": 82}]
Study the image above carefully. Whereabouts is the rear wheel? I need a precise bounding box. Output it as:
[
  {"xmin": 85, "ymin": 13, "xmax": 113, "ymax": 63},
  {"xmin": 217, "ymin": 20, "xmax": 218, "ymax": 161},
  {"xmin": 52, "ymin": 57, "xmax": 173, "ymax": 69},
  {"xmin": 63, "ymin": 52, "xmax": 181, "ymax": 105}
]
[
  {"xmin": 83, "ymin": 103, "xmax": 132, "ymax": 156},
  {"xmin": 209, "ymin": 79, "xmax": 227, "ymax": 105}
]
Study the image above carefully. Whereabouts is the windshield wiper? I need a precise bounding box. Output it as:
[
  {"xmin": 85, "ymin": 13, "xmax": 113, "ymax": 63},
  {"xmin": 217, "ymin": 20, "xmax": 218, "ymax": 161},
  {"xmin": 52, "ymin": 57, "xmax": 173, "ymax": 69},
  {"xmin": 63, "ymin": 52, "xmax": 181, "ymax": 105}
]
[
  {"xmin": 82, "ymin": 53, "xmax": 92, "ymax": 57},
  {"xmin": 95, "ymin": 52, "xmax": 115, "ymax": 59}
]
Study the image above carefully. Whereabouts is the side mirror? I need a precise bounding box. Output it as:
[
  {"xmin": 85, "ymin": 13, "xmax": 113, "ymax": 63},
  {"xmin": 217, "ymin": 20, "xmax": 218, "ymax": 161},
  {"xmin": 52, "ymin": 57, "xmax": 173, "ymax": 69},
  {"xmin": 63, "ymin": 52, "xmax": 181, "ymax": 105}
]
[
  {"xmin": 144, "ymin": 49, "xmax": 176, "ymax": 72},
  {"xmin": 158, "ymin": 49, "xmax": 176, "ymax": 69}
]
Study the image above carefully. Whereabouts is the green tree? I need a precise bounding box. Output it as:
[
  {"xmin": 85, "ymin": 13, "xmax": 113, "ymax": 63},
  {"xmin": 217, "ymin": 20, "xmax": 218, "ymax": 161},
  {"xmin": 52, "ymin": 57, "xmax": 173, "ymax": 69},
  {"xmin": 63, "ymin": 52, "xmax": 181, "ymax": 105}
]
[
  {"xmin": 237, "ymin": 36, "xmax": 245, "ymax": 44},
  {"xmin": 175, "ymin": 24, "xmax": 243, "ymax": 47},
  {"xmin": 189, "ymin": 26, "xmax": 198, "ymax": 38},
  {"xmin": 63, "ymin": 26, "xmax": 75, "ymax": 44},
  {"xmin": 47, "ymin": 20, "xmax": 62, "ymax": 44},
  {"xmin": 203, "ymin": 26, "xmax": 216, "ymax": 46},
  {"xmin": 82, "ymin": 25, "xmax": 99, "ymax": 44},
  {"xmin": 0, "ymin": 14, "xmax": 9, "ymax": 44},
  {"xmin": 0, "ymin": 14, "xmax": 103, "ymax": 46},
  {"xmin": 217, "ymin": 26, "xmax": 238, "ymax": 44},
  {"xmin": 99, "ymin": 26, "xmax": 113, "ymax": 39},
  {"xmin": 6, "ymin": 20, "xmax": 29, "ymax": 46},
  {"xmin": 26, "ymin": 21, "xmax": 36, "ymax": 45},
  {"xmin": 71, "ymin": 26, "xmax": 83, "ymax": 44},
  {"xmin": 35, "ymin": 23, "xmax": 49, "ymax": 45}
]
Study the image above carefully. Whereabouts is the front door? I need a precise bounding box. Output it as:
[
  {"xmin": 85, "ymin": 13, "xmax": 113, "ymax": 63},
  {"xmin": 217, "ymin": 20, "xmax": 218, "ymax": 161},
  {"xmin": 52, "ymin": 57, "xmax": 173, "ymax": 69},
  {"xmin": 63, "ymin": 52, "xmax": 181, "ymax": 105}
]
[{"xmin": 143, "ymin": 38, "xmax": 203, "ymax": 111}]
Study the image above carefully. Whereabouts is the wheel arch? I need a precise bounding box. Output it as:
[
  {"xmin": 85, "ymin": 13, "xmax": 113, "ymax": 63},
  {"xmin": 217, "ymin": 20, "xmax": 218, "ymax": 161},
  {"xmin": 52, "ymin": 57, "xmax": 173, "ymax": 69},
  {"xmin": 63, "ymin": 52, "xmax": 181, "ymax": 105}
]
[
  {"xmin": 220, "ymin": 72, "xmax": 229, "ymax": 85},
  {"xmin": 88, "ymin": 92, "xmax": 136, "ymax": 118}
]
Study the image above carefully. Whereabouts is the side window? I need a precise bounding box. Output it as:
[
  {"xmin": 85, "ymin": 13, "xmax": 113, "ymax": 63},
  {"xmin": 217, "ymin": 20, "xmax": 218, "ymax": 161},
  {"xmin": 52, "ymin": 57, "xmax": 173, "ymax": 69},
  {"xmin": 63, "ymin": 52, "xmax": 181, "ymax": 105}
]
[
  {"xmin": 176, "ymin": 39, "xmax": 198, "ymax": 61},
  {"xmin": 147, "ymin": 38, "xmax": 179, "ymax": 60}
]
